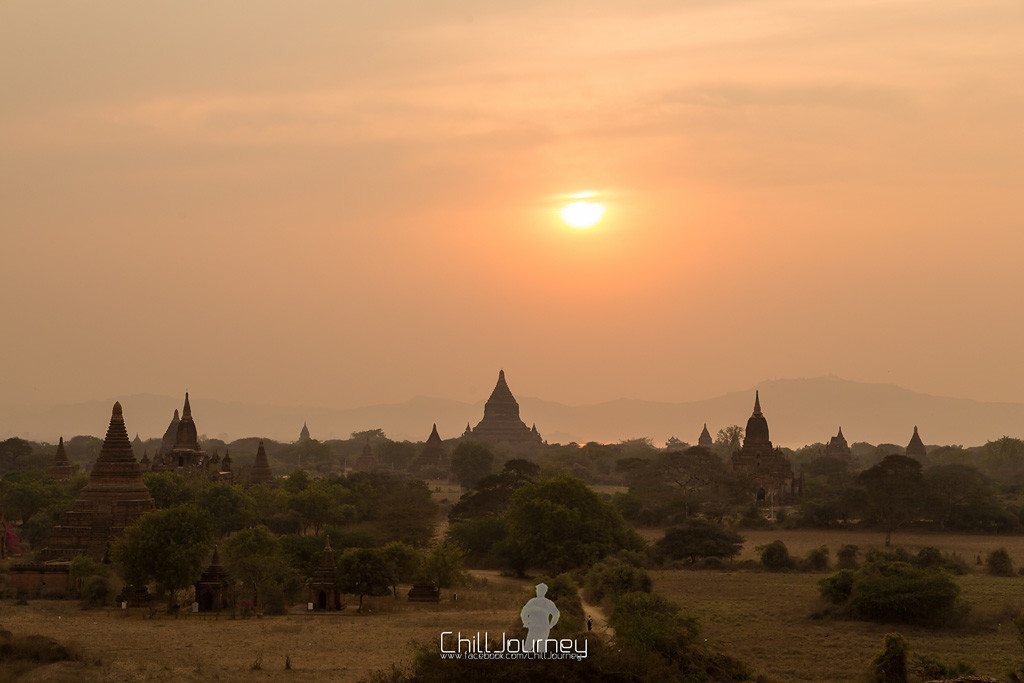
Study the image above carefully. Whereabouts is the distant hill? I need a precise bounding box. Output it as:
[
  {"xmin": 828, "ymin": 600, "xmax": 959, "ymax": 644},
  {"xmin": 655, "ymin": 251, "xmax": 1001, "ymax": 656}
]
[{"xmin": 1, "ymin": 377, "xmax": 1022, "ymax": 447}]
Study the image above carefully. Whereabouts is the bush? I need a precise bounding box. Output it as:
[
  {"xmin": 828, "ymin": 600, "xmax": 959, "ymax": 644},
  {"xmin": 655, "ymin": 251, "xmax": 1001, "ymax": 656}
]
[
  {"xmin": 79, "ymin": 576, "xmax": 111, "ymax": 609},
  {"xmin": 914, "ymin": 547, "xmax": 969, "ymax": 575},
  {"xmin": 819, "ymin": 569, "xmax": 854, "ymax": 605},
  {"xmin": 583, "ymin": 557, "xmax": 652, "ymax": 604},
  {"xmin": 758, "ymin": 540, "xmax": 794, "ymax": 571},
  {"xmin": 845, "ymin": 562, "xmax": 965, "ymax": 627},
  {"xmin": 868, "ymin": 633, "xmax": 907, "ymax": 683},
  {"xmin": 0, "ymin": 632, "xmax": 77, "ymax": 663},
  {"xmin": 909, "ymin": 653, "xmax": 975, "ymax": 680},
  {"xmin": 837, "ymin": 544, "xmax": 860, "ymax": 569},
  {"xmin": 801, "ymin": 545, "xmax": 830, "ymax": 572},
  {"xmin": 987, "ymin": 548, "xmax": 1014, "ymax": 576}
]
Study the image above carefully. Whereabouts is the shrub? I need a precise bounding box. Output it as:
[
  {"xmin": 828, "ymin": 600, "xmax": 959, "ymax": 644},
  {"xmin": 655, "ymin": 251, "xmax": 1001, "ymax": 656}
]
[
  {"xmin": 0, "ymin": 632, "xmax": 77, "ymax": 663},
  {"xmin": 987, "ymin": 548, "xmax": 1014, "ymax": 577},
  {"xmin": 837, "ymin": 544, "xmax": 860, "ymax": 569},
  {"xmin": 79, "ymin": 576, "xmax": 111, "ymax": 609},
  {"xmin": 867, "ymin": 633, "xmax": 907, "ymax": 683},
  {"xmin": 849, "ymin": 562, "xmax": 965, "ymax": 627},
  {"xmin": 914, "ymin": 547, "xmax": 969, "ymax": 575},
  {"xmin": 819, "ymin": 569, "xmax": 854, "ymax": 605},
  {"xmin": 583, "ymin": 557, "xmax": 652, "ymax": 604},
  {"xmin": 909, "ymin": 653, "xmax": 974, "ymax": 679},
  {"xmin": 802, "ymin": 545, "xmax": 830, "ymax": 572},
  {"xmin": 759, "ymin": 540, "xmax": 794, "ymax": 571}
]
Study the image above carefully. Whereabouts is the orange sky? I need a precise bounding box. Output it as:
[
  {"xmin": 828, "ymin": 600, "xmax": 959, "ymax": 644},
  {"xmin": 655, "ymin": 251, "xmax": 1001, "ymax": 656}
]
[{"xmin": 1, "ymin": 1, "xmax": 1022, "ymax": 409}]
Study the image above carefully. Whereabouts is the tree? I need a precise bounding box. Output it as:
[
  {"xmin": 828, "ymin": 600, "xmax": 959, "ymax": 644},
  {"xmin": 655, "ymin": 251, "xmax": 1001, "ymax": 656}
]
[
  {"xmin": 337, "ymin": 547, "xmax": 393, "ymax": 610},
  {"xmin": 379, "ymin": 480, "xmax": 438, "ymax": 547},
  {"xmin": 112, "ymin": 504, "xmax": 214, "ymax": 608},
  {"xmin": 450, "ymin": 442, "xmax": 495, "ymax": 489},
  {"xmin": 421, "ymin": 542, "xmax": 467, "ymax": 588},
  {"xmin": 500, "ymin": 475, "xmax": 642, "ymax": 574},
  {"xmin": 714, "ymin": 426, "xmax": 743, "ymax": 457},
  {"xmin": 857, "ymin": 455, "xmax": 924, "ymax": 546},
  {"xmin": 196, "ymin": 483, "xmax": 256, "ymax": 535},
  {"xmin": 380, "ymin": 541, "xmax": 422, "ymax": 595},
  {"xmin": 222, "ymin": 526, "xmax": 294, "ymax": 608},
  {"xmin": 868, "ymin": 633, "xmax": 908, "ymax": 683},
  {"xmin": 142, "ymin": 472, "xmax": 197, "ymax": 508},
  {"xmin": 655, "ymin": 519, "xmax": 743, "ymax": 564}
]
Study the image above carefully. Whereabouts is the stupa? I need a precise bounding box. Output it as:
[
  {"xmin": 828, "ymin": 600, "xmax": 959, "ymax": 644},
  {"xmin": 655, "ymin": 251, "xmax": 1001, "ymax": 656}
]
[
  {"xmin": 10, "ymin": 402, "xmax": 154, "ymax": 594},
  {"xmin": 308, "ymin": 537, "xmax": 342, "ymax": 610},
  {"xmin": 48, "ymin": 436, "xmax": 74, "ymax": 480},
  {"xmin": 467, "ymin": 370, "xmax": 542, "ymax": 445},
  {"xmin": 352, "ymin": 441, "xmax": 378, "ymax": 472},
  {"xmin": 730, "ymin": 392, "xmax": 799, "ymax": 502},
  {"xmin": 697, "ymin": 423, "xmax": 714, "ymax": 449},
  {"xmin": 248, "ymin": 441, "xmax": 274, "ymax": 484},
  {"xmin": 412, "ymin": 424, "xmax": 448, "ymax": 472},
  {"xmin": 906, "ymin": 426, "xmax": 927, "ymax": 459},
  {"xmin": 195, "ymin": 545, "xmax": 232, "ymax": 612}
]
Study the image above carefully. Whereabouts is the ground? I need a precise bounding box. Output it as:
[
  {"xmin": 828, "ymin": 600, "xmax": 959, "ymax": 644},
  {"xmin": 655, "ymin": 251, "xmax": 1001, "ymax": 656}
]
[
  {"xmin": 0, "ymin": 581, "xmax": 525, "ymax": 682},
  {"xmin": 654, "ymin": 570, "xmax": 1021, "ymax": 682},
  {"xmin": 5, "ymin": 526, "xmax": 1024, "ymax": 681}
]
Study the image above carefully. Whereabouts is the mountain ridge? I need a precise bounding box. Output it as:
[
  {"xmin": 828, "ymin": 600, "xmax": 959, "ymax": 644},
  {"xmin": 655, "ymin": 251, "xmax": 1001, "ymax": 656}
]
[{"xmin": 1, "ymin": 376, "xmax": 1021, "ymax": 447}]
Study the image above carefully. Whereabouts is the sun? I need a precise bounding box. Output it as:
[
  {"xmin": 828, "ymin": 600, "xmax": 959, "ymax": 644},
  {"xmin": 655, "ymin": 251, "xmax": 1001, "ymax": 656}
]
[{"xmin": 559, "ymin": 194, "xmax": 606, "ymax": 229}]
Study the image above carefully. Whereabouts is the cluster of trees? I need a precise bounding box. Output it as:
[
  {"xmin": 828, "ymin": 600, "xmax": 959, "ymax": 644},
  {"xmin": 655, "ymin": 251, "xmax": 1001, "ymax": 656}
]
[
  {"xmin": 799, "ymin": 454, "xmax": 1023, "ymax": 539},
  {"xmin": 16, "ymin": 468, "xmax": 453, "ymax": 612}
]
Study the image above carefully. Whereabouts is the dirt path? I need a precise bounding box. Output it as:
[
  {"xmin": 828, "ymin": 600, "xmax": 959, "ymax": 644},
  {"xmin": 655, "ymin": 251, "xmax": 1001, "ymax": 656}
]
[{"xmin": 579, "ymin": 594, "xmax": 614, "ymax": 639}]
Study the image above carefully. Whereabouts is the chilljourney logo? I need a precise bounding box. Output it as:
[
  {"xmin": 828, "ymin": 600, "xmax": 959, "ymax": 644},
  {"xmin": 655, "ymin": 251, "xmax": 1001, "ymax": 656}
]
[{"xmin": 440, "ymin": 583, "xmax": 589, "ymax": 661}]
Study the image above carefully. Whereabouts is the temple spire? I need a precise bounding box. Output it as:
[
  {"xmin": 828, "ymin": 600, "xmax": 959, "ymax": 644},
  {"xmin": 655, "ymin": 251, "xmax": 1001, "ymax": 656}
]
[
  {"xmin": 753, "ymin": 391, "xmax": 762, "ymax": 416},
  {"xmin": 182, "ymin": 392, "xmax": 192, "ymax": 419}
]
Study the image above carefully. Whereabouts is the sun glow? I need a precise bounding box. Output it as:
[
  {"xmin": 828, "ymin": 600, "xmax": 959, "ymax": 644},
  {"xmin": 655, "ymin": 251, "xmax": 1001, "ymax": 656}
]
[{"xmin": 559, "ymin": 192, "xmax": 606, "ymax": 229}]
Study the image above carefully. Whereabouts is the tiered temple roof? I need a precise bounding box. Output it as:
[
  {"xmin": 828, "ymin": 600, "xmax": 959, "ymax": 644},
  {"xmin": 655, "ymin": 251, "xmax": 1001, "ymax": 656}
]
[
  {"xmin": 352, "ymin": 441, "xmax": 378, "ymax": 472},
  {"xmin": 160, "ymin": 409, "xmax": 180, "ymax": 454},
  {"xmin": 730, "ymin": 392, "xmax": 798, "ymax": 502},
  {"xmin": 164, "ymin": 393, "xmax": 208, "ymax": 470},
  {"xmin": 825, "ymin": 427, "xmax": 853, "ymax": 461},
  {"xmin": 48, "ymin": 436, "xmax": 74, "ymax": 481},
  {"xmin": 412, "ymin": 424, "xmax": 448, "ymax": 472},
  {"xmin": 698, "ymin": 423, "xmax": 714, "ymax": 449},
  {"xmin": 467, "ymin": 370, "xmax": 542, "ymax": 445},
  {"xmin": 36, "ymin": 402, "xmax": 154, "ymax": 562},
  {"xmin": 906, "ymin": 426, "xmax": 927, "ymax": 459},
  {"xmin": 249, "ymin": 441, "xmax": 273, "ymax": 484},
  {"xmin": 309, "ymin": 537, "xmax": 342, "ymax": 610}
]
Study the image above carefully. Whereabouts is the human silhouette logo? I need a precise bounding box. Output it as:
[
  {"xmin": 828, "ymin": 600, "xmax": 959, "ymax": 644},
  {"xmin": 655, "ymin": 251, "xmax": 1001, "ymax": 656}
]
[{"xmin": 520, "ymin": 583, "xmax": 561, "ymax": 652}]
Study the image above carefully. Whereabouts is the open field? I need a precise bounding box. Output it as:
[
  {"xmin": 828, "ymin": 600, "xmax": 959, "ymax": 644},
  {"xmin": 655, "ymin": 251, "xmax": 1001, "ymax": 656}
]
[
  {"xmin": 0, "ymin": 580, "xmax": 526, "ymax": 682},
  {"xmin": 636, "ymin": 526, "xmax": 1024, "ymax": 566},
  {"xmin": 654, "ymin": 569, "xmax": 1023, "ymax": 682}
]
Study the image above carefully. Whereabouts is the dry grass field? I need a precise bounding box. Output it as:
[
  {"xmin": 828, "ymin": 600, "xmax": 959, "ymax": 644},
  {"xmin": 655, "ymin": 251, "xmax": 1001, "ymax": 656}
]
[
  {"xmin": 653, "ymin": 569, "xmax": 1024, "ymax": 682},
  {"xmin": 0, "ymin": 579, "xmax": 527, "ymax": 682}
]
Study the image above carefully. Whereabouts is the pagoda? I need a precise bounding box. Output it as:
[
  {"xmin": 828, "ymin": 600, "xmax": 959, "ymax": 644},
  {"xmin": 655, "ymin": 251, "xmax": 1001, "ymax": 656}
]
[
  {"xmin": 159, "ymin": 408, "xmax": 180, "ymax": 454},
  {"xmin": 299, "ymin": 422, "xmax": 311, "ymax": 442},
  {"xmin": 825, "ymin": 427, "xmax": 853, "ymax": 462},
  {"xmin": 195, "ymin": 545, "xmax": 232, "ymax": 612},
  {"xmin": 164, "ymin": 392, "xmax": 207, "ymax": 470},
  {"xmin": 697, "ymin": 423, "xmax": 714, "ymax": 449},
  {"xmin": 48, "ymin": 436, "xmax": 74, "ymax": 480},
  {"xmin": 10, "ymin": 402, "xmax": 154, "ymax": 594},
  {"xmin": 467, "ymin": 370, "xmax": 542, "ymax": 445},
  {"xmin": 906, "ymin": 426, "xmax": 927, "ymax": 459},
  {"xmin": 730, "ymin": 392, "xmax": 799, "ymax": 502},
  {"xmin": 412, "ymin": 424, "xmax": 448, "ymax": 473},
  {"xmin": 248, "ymin": 441, "xmax": 274, "ymax": 484},
  {"xmin": 352, "ymin": 441, "xmax": 378, "ymax": 472},
  {"xmin": 308, "ymin": 537, "xmax": 342, "ymax": 610}
]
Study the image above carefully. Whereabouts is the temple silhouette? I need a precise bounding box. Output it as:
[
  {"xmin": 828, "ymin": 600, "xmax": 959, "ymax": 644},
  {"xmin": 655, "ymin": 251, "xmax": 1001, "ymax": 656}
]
[
  {"xmin": 466, "ymin": 370, "xmax": 542, "ymax": 445},
  {"xmin": 730, "ymin": 392, "xmax": 801, "ymax": 502}
]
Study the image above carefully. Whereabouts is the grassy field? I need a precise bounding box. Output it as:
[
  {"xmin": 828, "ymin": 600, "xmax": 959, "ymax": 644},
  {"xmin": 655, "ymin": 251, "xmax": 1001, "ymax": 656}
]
[
  {"xmin": 0, "ymin": 580, "xmax": 526, "ymax": 682},
  {"xmin": 653, "ymin": 568, "xmax": 1023, "ymax": 682}
]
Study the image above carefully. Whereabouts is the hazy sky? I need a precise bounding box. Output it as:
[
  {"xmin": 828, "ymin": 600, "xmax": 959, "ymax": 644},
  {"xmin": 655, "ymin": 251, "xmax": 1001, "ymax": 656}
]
[{"xmin": 2, "ymin": 1, "xmax": 1022, "ymax": 410}]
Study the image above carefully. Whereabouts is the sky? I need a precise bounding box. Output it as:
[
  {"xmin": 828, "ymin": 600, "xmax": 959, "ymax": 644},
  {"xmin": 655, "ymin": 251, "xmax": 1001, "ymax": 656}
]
[{"xmin": 1, "ymin": 0, "xmax": 1022, "ymax": 411}]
